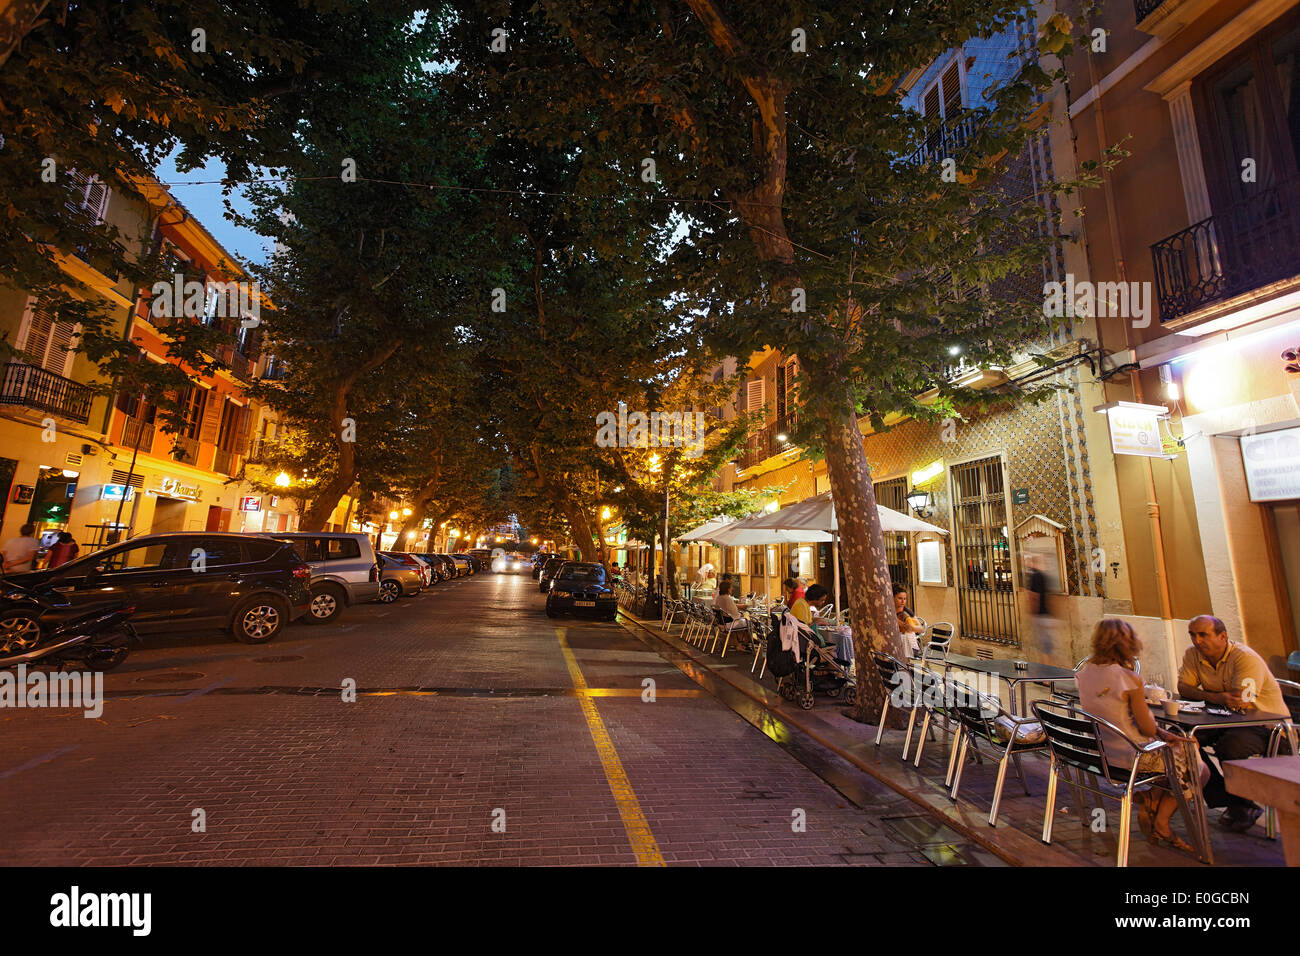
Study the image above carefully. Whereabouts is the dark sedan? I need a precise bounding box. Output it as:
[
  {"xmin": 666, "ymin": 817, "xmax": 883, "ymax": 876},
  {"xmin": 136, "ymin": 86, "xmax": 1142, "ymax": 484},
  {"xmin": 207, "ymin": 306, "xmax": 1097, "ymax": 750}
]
[{"xmin": 544, "ymin": 562, "xmax": 617, "ymax": 621}]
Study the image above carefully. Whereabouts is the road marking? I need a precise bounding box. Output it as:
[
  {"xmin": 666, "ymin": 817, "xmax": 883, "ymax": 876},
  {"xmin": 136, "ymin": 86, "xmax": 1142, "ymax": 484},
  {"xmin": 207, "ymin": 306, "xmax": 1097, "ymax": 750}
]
[{"xmin": 555, "ymin": 628, "xmax": 664, "ymax": 867}]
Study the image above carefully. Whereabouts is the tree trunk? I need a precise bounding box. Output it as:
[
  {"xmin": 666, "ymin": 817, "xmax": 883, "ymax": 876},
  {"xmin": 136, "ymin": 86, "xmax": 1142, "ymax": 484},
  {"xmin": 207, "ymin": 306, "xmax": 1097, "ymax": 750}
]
[
  {"xmin": 0, "ymin": 0, "xmax": 49, "ymax": 68},
  {"xmin": 296, "ymin": 341, "xmax": 400, "ymax": 531},
  {"xmin": 563, "ymin": 499, "xmax": 599, "ymax": 562},
  {"xmin": 807, "ymin": 363, "xmax": 910, "ymax": 726},
  {"xmin": 666, "ymin": 552, "xmax": 681, "ymax": 599}
]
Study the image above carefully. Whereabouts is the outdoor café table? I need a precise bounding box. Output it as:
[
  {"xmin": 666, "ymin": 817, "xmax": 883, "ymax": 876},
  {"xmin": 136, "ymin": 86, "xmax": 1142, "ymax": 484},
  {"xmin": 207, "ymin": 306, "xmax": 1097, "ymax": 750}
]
[
  {"xmin": 1152, "ymin": 707, "xmax": 1295, "ymax": 865},
  {"xmin": 918, "ymin": 651, "xmax": 1077, "ymax": 716}
]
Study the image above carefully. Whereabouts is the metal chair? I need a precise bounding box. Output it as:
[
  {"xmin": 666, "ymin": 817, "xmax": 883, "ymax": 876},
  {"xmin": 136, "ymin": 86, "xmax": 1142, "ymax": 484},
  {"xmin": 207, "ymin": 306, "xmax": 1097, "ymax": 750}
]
[
  {"xmin": 1032, "ymin": 700, "xmax": 1172, "ymax": 867},
  {"xmin": 750, "ymin": 611, "xmax": 770, "ymax": 675},
  {"xmin": 921, "ymin": 622, "xmax": 954, "ymax": 662},
  {"xmin": 1261, "ymin": 679, "xmax": 1300, "ymax": 838},
  {"xmin": 948, "ymin": 678, "xmax": 1047, "ymax": 826},
  {"xmin": 909, "ymin": 664, "xmax": 962, "ymax": 772},
  {"xmin": 871, "ymin": 651, "xmax": 927, "ymax": 760}
]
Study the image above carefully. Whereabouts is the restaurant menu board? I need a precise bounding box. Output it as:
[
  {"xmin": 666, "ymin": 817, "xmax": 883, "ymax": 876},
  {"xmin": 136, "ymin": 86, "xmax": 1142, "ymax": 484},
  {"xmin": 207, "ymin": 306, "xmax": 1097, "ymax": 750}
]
[
  {"xmin": 1241, "ymin": 427, "xmax": 1300, "ymax": 502},
  {"xmin": 917, "ymin": 538, "xmax": 944, "ymax": 584}
]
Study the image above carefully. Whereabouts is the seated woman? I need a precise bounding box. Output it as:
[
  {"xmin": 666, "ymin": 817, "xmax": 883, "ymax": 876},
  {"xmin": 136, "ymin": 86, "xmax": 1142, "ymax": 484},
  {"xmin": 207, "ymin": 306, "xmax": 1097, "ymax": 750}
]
[
  {"xmin": 805, "ymin": 584, "xmax": 852, "ymax": 664},
  {"xmin": 894, "ymin": 586, "xmax": 925, "ymax": 657},
  {"xmin": 711, "ymin": 580, "xmax": 746, "ymax": 630},
  {"xmin": 1075, "ymin": 618, "xmax": 1208, "ymax": 853}
]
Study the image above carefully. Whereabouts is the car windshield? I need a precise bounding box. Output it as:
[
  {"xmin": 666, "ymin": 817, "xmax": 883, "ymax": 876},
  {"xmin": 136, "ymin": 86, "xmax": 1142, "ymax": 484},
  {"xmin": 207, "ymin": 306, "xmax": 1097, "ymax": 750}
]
[{"xmin": 556, "ymin": 565, "xmax": 603, "ymax": 583}]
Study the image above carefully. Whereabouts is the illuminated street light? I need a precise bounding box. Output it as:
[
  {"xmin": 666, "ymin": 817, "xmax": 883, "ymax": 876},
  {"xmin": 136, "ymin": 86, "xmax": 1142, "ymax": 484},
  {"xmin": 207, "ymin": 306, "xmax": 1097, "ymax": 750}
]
[
  {"xmin": 402, "ymin": 508, "xmax": 412, "ymax": 516},
  {"xmin": 601, "ymin": 507, "xmax": 611, "ymax": 520},
  {"xmin": 274, "ymin": 471, "xmax": 292, "ymax": 487},
  {"xmin": 389, "ymin": 510, "xmax": 399, "ymax": 520}
]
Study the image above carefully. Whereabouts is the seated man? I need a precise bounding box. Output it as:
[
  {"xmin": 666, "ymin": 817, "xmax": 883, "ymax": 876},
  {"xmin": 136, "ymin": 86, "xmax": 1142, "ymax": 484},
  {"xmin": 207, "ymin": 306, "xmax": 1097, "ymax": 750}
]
[{"xmin": 1177, "ymin": 614, "xmax": 1288, "ymax": 832}]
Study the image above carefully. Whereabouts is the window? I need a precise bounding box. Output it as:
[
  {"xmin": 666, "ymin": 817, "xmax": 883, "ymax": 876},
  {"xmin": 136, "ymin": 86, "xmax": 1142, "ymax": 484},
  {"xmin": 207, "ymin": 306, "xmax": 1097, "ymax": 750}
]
[
  {"xmin": 216, "ymin": 399, "xmax": 250, "ymax": 453},
  {"xmin": 323, "ymin": 538, "xmax": 362, "ymax": 560},
  {"xmin": 188, "ymin": 537, "xmax": 245, "ymax": 568},
  {"xmin": 65, "ymin": 169, "xmax": 110, "ymax": 225},
  {"xmin": 873, "ymin": 477, "xmax": 915, "ymax": 595},
  {"xmin": 17, "ymin": 299, "xmax": 78, "ymax": 377},
  {"xmin": 179, "ymin": 387, "xmax": 207, "ymax": 439},
  {"xmin": 115, "ymin": 391, "xmax": 157, "ymax": 423},
  {"xmin": 950, "ymin": 456, "xmax": 1018, "ymax": 644},
  {"xmin": 746, "ymin": 378, "xmax": 766, "ymax": 413},
  {"xmin": 98, "ymin": 542, "xmax": 171, "ymax": 572},
  {"xmin": 922, "ymin": 57, "xmax": 964, "ymax": 120}
]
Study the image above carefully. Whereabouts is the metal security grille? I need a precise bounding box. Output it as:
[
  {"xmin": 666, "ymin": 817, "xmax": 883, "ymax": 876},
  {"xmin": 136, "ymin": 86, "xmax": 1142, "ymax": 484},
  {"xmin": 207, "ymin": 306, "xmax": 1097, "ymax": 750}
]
[
  {"xmin": 951, "ymin": 457, "xmax": 1019, "ymax": 644},
  {"xmin": 873, "ymin": 477, "xmax": 914, "ymax": 596}
]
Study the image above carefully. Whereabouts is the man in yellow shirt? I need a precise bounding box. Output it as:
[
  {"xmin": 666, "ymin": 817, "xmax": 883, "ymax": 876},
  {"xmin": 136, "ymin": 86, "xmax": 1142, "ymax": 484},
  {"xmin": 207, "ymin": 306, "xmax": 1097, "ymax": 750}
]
[{"xmin": 1177, "ymin": 615, "xmax": 1288, "ymax": 832}]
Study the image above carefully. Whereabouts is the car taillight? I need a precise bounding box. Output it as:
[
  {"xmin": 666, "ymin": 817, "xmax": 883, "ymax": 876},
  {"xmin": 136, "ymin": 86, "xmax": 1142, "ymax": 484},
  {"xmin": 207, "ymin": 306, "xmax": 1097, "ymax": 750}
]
[{"xmin": 292, "ymin": 564, "xmax": 312, "ymax": 580}]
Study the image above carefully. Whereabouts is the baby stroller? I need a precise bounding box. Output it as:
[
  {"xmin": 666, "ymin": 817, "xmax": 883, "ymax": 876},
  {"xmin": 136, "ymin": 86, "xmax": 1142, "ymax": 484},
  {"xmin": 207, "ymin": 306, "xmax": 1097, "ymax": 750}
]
[{"xmin": 768, "ymin": 611, "xmax": 856, "ymax": 710}]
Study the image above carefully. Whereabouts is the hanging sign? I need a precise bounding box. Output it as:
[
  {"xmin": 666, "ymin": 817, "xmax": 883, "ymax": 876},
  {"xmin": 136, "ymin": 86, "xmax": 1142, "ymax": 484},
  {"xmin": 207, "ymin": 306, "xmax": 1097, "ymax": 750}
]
[{"xmin": 1097, "ymin": 401, "xmax": 1167, "ymax": 458}]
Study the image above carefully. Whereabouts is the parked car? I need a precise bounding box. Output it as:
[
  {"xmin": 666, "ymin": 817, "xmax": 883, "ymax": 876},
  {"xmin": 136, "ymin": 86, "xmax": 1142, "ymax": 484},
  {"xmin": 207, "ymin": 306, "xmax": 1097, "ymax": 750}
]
[
  {"xmin": 376, "ymin": 554, "xmax": 424, "ymax": 602},
  {"xmin": 266, "ymin": 532, "xmax": 381, "ymax": 624},
  {"xmin": 426, "ymin": 553, "xmax": 456, "ymax": 581},
  {"xmin": 545, "ymin": 562, "xmax": 617, "ymax": 621},
  {"xmin": 448, "ymin": 554, "xmax": 472, "ymax": 577},
  {"xmin": 538, "ymin": 557, "xmax": 565, "ymax": 593},
  {"xmin": 531, "ymin": 553, "xmax": 554, "ymax": 579},
  {"xmin": 467, "ymin": 548, "xmax": 494, "ymax": 572},
  {"xmin": 5, "ymin": 532, "xmax": 311, "ymax": 644},
  {"xmin": 384, "ymin": 551, "xmax": 432, "ymax": 588}
]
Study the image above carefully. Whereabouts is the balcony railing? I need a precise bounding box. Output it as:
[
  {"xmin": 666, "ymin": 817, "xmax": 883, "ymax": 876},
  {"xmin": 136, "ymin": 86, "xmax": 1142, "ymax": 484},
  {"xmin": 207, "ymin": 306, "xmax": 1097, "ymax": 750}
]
[
  {"xmin": 1134, "ymin": 0, "xmax": 1164, "ymax": 21},
  {"xmin": 120, "ymin": 416, "xmax": 154, "ymax": 451},
  {"xmin": 0, "ymin": 362, "xmax": 94, "ymax": 423},
  {"xmin": 216, "ymin": 344, "xmax": 254, "ymax": 380},
  {"xmin": 907, "ymin": 112, "xmax": 983, "ymax": 169},
  {"xmin": 170, "ymin": 435, "xmax": 200, "ymax": 465},
  {"xmin": 1151, "ymin": 177, "xmax": 1300, "ymax": 322},
  {"xmin": 246, "ymin": 438, "xmax": 285, "ymax": 463},
  {"xmin": 738, "ymin": 415, "xmax": 800, "ymax": 470}
]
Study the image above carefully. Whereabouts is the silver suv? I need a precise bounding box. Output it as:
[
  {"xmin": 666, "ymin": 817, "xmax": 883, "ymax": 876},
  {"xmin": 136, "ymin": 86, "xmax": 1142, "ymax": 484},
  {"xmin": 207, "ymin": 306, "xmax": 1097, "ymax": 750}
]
[{"xmin": 264, "ymin": 532, "xmax": 380, "ymax": 624}]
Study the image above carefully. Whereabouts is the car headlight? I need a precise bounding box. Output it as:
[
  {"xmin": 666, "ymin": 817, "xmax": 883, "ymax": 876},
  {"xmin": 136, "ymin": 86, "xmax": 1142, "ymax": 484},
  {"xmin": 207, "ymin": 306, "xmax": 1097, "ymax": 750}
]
[{"xmin": 552, "ymin": 590, "xmax": 570, "ymax": 598}]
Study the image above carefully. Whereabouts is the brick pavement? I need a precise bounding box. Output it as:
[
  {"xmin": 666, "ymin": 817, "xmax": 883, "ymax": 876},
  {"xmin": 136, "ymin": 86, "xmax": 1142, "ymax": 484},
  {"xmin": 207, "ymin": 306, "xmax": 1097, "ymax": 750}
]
[{"xmin": 0, "ymin": 573, "xmax": 938, "ymax": 866}]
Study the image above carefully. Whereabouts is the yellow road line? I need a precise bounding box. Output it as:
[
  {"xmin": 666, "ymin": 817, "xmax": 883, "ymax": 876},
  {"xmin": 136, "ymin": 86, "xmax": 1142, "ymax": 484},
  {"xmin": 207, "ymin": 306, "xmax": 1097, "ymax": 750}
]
[{"xmin": 555, "ymin": 628, "xmax": 665, "ymax": 867}]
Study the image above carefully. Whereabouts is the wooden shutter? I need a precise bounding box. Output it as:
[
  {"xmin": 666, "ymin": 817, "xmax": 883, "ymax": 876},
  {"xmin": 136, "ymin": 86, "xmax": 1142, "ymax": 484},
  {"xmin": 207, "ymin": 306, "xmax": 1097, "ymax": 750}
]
[
  {"xmin": 19, "ymin": 299, "xmax": 76, "ymax": 376},
  {"xmin": 746, "ymin": 378, "xmax": 765, "ymax": 413},
  {"xmin": 941, "ymin": 60, "xmax": 963, "ymax": 118},
  {"xmin": 923, "ymin": 83, "xmax": 941, "ymax": 118},
  {"xmin": 235, "ymin": 404, "xmax": 253, "ymax": 456},
  {"xmin": 198, "ymin": 392, "xmax": 224, "ymax": 445}
]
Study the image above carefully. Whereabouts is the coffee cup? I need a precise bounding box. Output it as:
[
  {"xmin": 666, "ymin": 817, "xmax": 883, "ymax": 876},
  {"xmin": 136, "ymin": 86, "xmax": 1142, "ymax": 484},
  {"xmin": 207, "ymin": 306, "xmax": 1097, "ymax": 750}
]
[{"xmin": 1162, "ymin": 699, "xmax": 1180, "ymax": 716}]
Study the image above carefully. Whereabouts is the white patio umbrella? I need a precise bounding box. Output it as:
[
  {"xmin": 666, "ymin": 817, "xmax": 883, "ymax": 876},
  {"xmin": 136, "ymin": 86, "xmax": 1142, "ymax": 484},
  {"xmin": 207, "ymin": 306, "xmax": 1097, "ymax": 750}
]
[
  {"xmin": 740, "ymin": 491, "xmax": 948, "ymax": 618},
  {"xmin": 676, "ymin": 515, "xmax": 735, "ymax": 542},
  {"xmin": 699, "ymin": 512, "xmax": 829, "ymax": 602}
]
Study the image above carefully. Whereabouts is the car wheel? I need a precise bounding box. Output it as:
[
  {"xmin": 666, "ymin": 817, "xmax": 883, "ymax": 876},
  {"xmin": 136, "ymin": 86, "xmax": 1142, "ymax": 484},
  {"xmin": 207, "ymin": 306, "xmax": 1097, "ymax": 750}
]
[
  {"xmin": 232, "ymin": 596, "xmax": 288, "ymax": 644},
  {"xmin": 306, "ymin": 584, "xmax": 345, "ymax": 624},
  {"xmin": 377, "ymin": 579, "xmax": 401, "ymax": 603},
  {"xmin": 604, "ymin": 611, "xmax": 617, "ymax": 622},
  {"xmin": 0, "ymin": 611, "xmax": 43, "ymax": 655},
  {"xmin": 545, "ymin": 604, "xmax": 559, "ymax": 618}
]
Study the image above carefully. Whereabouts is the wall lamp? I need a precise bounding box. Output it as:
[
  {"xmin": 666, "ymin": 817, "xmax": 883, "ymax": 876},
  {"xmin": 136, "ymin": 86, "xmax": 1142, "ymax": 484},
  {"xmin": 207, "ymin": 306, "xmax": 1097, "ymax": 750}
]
[{"xmin": 905, "ymin": 490, "xmax": 934, "ymax": 518}]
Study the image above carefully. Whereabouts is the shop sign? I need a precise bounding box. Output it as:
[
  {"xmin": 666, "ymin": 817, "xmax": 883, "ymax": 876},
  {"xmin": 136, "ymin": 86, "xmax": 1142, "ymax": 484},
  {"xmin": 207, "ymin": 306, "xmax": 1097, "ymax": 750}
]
[
  {"xmin": 1102, "ymin": 402, "xmax": 1165, "ymax": 458},
  {"xmin": 1242, "ymin": 426, "xmax": 1300, "ymax": 502},
  {"xmin": 10, "ymin": 485, "xmax": 33, "ymax": 504},
  {"xmin": 240, "ymin": 496, "xmax": 262, "ymax": 512},
  {"xmin": 1012, "ymin": 488, "xmax": 1029, "ymax": 505},
  {"xmin": 159, "ymin": 477, "xmax": 201, "ymax": 500},
  {"xmin": 101, "ymin": 484, "xmax": 135, "ymax": 502}
]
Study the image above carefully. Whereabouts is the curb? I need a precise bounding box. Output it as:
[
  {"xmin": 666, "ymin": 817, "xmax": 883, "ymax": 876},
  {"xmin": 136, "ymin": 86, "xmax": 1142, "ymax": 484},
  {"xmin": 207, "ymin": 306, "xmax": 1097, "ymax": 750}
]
[{"xmin": 616, "ymin": 609, "xmax": 1085, "ymax": 867}]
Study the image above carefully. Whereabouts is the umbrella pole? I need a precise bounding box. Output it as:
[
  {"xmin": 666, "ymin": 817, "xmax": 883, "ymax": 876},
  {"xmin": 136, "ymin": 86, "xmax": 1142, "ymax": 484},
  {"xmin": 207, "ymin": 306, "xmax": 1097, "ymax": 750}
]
[{"xmin": 833, "ymin": 533, "xmax": 841, "ymax": 622}]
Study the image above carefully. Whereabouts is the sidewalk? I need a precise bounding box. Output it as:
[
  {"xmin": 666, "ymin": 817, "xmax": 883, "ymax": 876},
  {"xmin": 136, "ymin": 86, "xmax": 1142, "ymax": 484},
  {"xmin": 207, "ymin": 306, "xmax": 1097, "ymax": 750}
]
[{"xmin": 617, "ymin": 609, "xmax": 1286, "ymax": 867}]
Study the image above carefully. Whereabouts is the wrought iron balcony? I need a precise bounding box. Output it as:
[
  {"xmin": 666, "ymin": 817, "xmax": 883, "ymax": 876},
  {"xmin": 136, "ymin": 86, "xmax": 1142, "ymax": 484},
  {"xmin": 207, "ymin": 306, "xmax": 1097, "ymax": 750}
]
[
  {"xmin": 906, "ymin": 112, "xmax": 983, "ymax": 169},
  {"xmin": 1151, "ymin": 177, "xmax": 1300, "ymax": 322},
  {"xmin": 0, "ymin": 362, "xmax": 94, "ymax": 423},
  {"xmin": 737, "ymin": 416, "xmax": 800, "ymax": 470},
  {"xmin": 1134, "ymin": 0, "xmax": 1164, "ymax": 21},
  {"xmin": 170, "ymin": 435, "xmax": 200, "ymax": 464}
]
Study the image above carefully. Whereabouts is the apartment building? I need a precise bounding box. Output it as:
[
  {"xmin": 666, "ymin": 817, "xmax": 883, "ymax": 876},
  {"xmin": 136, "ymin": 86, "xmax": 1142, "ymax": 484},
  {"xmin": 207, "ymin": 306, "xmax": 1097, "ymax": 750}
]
[
  {"xmin": 1059, "ymin": 0, "xmax": 1300, "ymax": 677},
  {"xmin": 0, "ymin": 171, "xmax": 294, "ymax": 550}
]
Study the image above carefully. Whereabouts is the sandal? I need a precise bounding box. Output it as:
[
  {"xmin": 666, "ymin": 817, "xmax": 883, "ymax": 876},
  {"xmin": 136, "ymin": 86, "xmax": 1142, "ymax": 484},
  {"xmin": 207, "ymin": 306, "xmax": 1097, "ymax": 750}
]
[
  {"xmin": 1136, "ymin": 800, "xmax": 1156, "ymax": 838},
  {"xmin": 1149, "ymin": 825, "xmax": 1194, "ymax": 854}
]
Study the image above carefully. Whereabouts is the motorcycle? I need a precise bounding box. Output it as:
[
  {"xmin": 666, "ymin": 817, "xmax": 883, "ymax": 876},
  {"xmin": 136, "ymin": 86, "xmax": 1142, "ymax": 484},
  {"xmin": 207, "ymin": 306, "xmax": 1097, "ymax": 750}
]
[{"xmin": 0, "ymin": 597, "xmax": 138, "ymax": 672}]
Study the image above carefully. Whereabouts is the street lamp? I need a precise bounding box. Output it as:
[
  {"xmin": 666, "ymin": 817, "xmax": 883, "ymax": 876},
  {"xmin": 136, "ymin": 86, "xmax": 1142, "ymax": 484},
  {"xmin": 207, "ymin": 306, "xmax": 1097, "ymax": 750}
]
[
  {"xmin": 274, "ymin": 471, "xmax": 291, "ymax": 488},
  {"xmin": 905, "ymin": 490, "xmax": 934, "ymax": 517}
]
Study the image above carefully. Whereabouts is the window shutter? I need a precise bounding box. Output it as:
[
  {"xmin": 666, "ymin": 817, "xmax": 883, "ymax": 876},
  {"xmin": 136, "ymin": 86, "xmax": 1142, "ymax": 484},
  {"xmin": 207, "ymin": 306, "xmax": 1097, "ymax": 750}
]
[
  {"xmin": 198, "ymin": 393, "xmax": 224, "ymax": 445},
  {"xmin": 84, "ymin": 178, "xmax": 109, "ymax": 223},
  {"xmin": 941, "ymin": 60, "xmax": 962, "ymax": 118},
  {"xmin": 746, "ymin": 378, "xmax": 765, "ymax": 413},
  {"xmin": 922, "ymin": 84, "xmax": 941, "ymax": 118},
  {"xmin": 235, "ymin": 404, "xmax": 253, "ymax": 456},
  {"xmin": 18, "ymin": 299, "xmax": 76, "ymax": 376}
]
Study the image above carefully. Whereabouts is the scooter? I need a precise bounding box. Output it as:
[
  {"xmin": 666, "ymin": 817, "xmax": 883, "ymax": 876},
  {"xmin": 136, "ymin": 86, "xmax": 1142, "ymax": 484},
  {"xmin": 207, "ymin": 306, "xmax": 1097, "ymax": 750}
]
[{"xmin": 0, "ymin": 603, "xmax": 138, "ymax": 672}]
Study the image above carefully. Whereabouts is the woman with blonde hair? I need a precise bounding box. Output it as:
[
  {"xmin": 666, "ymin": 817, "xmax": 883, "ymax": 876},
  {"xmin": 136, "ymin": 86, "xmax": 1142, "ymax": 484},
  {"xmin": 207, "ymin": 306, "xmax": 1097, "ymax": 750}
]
[{"xmin": 1075, "ymin": 618, "xmax": 1208, "ymax": 853}]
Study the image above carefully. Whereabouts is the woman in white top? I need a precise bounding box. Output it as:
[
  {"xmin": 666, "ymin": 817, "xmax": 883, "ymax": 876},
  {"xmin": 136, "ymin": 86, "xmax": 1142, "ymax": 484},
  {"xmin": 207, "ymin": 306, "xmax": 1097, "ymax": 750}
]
[{"xmin": 1075, "ymin": 618, "xmax": 1207, "ymax": 853}]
